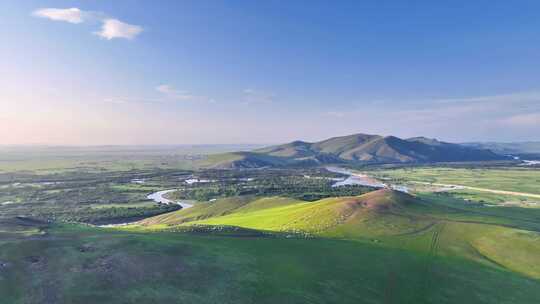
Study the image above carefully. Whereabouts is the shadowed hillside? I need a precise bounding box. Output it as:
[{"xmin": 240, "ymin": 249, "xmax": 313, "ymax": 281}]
[{"xmin": 203, "ymin": 133, "xmax": 508, "ymax": 168}]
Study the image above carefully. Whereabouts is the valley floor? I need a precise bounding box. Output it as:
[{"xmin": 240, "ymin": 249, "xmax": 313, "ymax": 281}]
[
  {"xmin": 410, "ymin": 180, "xmax": 540, "ymax": 198},
  {"xmin": 1, "ymin": 161, "xmax": 539, "ymax": 303}
]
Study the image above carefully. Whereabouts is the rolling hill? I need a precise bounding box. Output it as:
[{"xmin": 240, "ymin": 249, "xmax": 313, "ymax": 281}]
[
  {"xmin": 203, "ymin": 133, "xmax": 508, "ymax": 168},
  {"xmin": 135, "ymin": 189, "xmax": 423, "ymax": 232},
  {"xmin": 131, "ymin": 189, "xmax": 540, "ymax": 280}
]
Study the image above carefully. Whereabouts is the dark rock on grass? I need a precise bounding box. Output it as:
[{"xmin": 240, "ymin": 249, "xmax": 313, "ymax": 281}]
[
  {"xmin": 24, "ymin": 255, "xmax": 47, "ymax": 270},
  {"xmin": 25, "ymin": 256, "xmax": 41, "ymax": 264},
  {"xmin": 78, "ymin": 243, "xmax": 96, "ymax": 253}
]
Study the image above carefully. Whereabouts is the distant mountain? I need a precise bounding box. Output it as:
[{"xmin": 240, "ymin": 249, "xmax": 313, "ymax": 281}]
[
  {"xmin": 203, "ymin": 133, "xmax": 509, "ymax": 168},
  {"xmin": 462, "ymin": 142, "xmax": 540, "ymax": 156}
]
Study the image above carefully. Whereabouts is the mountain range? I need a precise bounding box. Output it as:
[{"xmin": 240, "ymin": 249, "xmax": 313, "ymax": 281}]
[
  {"xmin": 462, "ymin": 141, "xmax": 540, "ymax": 157},
  {"xmin": 203, "ymin": 133, "xmax": 509, "ymax": 168}
]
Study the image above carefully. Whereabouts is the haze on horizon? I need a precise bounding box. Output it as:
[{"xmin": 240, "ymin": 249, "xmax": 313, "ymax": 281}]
[{"xmin": 2, "ymin": 1, "xmax": 540, "ymax": 146}]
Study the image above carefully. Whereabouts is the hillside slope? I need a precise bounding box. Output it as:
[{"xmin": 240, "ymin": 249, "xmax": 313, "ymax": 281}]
[
  {"xmin": 203, "ymin": 133, "xmax": 508, "ymax": 168},
  {"xmin": 188, "ymin": 189, "xmax": 424, "ymax": 234},
  {"xmin": 132, "ymin": 189, "xmax": 540, "ymax": 279},
  {"xmin": 135, "ymin": 190, "xmax": 421, "ymax": 232}
]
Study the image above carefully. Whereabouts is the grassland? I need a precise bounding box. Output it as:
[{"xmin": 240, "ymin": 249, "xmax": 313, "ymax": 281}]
[
  {"xmin": 130, "ymin": 189, "xmax": 540, "ymax": 281},
  {"xmin": 371, "ymin": 167, "xmax": 540, "ymax": 195},
  {"xmin": 1, "ymin": 150, "xmax": 539, "ymax": 303},
  {"xmin": 0, "ymin": 164, "xmax": 369, "ymax": 228},
  {"xmin": 364, "ymin": 166, "xmax": 540, "ymax": 210},
  {"xmin": 2, "ymin": 187, "xmax": 540, "ymax": 303},
  {"xmin": 0, "ymin": 153, "xmax": 193, "ymax": 173},
  {"xmin": 0, "ymin": 144, "xmax": 263, "ymax": 173},
  {"xmin": 1, "ymin": 221, "xmax": 539, "ymax": 304},
  {"xmin": 441, "ymin": 189, "xmax": 539, "ymax": 207}
]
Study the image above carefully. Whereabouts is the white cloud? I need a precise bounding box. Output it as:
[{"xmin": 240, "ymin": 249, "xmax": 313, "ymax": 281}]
[
  {"xmin": 103, "ymin": 97, "xmax": 161, "ymax": 104},
  {"xmin": 242, "ymin": 89, "xmax": 274, "ymax": 105},
  {"xmin": 95, "ymin": 19, "xmax": 143, "ymax": 40},
  {"xmin": 314, "ymin": 89, "xmax": 540, "ymax": 141},
  {"xmin": 155, "ymin": 84, "xmax": 213, "ymax": 102},
  {"xmin": 32, "ymin": 8, "xmax": 142, "ymax": 40},
  {"xmin": 326, "ymin": 111, "xmax": 346, "ymax": 118},
  {"xmin": 156, "ymin": 84, "xmax": 194, "ymax": 100},
  {"xmin": 32, "ymin": 8, "xmax": 84, "ymax": 24},
  {"xmin": 156, "ymin": 84, "xmax": 177, "ymax": 95},
  {"xmin": 499, "ymin": 113, "xmax": 540, "ymax": 127}
]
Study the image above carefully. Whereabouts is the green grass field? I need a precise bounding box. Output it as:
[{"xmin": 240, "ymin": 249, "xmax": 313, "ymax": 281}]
[
  {"xmin": 2, "ymin": 189, "xmax": 540, "ymax": 303},
  {"xmin": 0, "ymin": 145, "xmax": 264, "ymax": 174},
  {"xmin": 130, "ymin": 190, "xmax": 540, "ymax": 281},
  {"xmin": 0, "ymin": 157, "xmax": 195, "ymax": 174},
  {"xmin": 370, "ymin": 167, "xmax": 540, "ymax": 195},
  {"xmin": 2, "ymin": 161, "xmax": 539, "ymax": 303},
  {"xmin": 1, "ymin": 221, "xmax": 539, "ymax": 304},
  {"xmin": 442, "ymin": 189, "xmax": 539, "ymax": 207}
]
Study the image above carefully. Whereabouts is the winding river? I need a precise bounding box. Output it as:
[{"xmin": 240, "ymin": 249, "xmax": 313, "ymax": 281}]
[
  {"xmin": 98, "ymin": 190, "xmax": 192, "ymax": 228},
  {"xmin": 147, "ymin": 190, "xmax": 194, "ymax": 209},
  {"xmin": 325, "ymin": 166, "xmax": 409, "ymax": 193}
]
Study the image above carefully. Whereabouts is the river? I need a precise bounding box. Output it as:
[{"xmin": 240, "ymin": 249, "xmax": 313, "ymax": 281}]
[
  {"xmin": 147, "ymin": 190, "xmax": 194, "ymax": 209},
  {"xmin": 97, "ymin": 189, "xmax": 193, "ymax": 228},
  {"xmin": 325, "ymin": 166, "xmax": 409, "ymax": 193}
]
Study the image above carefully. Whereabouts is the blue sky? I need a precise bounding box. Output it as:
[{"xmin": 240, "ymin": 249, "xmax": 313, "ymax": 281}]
[{"xmin": 1, "ymin": 0, "xmax": 539, "ymax": 145}]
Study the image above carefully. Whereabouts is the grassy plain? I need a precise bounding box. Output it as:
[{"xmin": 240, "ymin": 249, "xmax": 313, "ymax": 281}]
[
  {"xmin": 131, "ymin": 189, "xmax": 540, "ymax": 281},
  {"xmin": 1, "ymin": 222, "xmax": 539, "ymax": 304},
  {"xmin": 371, "ymin": 167, "xmax": 540, "ymax": 194},
  {"xmin": 0, "ymin": 144, "xmax": 264, "ymax": 173},
  {"xmin": 1, "ymin": 148, "xmax": 539, "ymax": 303}
]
